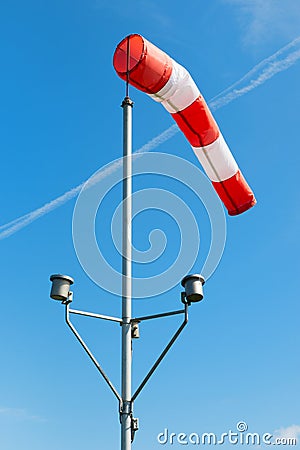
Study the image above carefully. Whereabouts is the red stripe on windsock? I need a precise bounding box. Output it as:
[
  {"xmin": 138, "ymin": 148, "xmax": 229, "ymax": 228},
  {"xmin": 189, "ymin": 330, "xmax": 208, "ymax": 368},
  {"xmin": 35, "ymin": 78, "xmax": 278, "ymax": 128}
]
[
  {"xmin": 212, "ymin": 170, "xmax": 257, "ymax": 216},
  {"xmin": 113, "ymin": 34, "xmax": 172, "ymax": 94},
  {"xmin": 171, "ymin": 96, "xmax": 220, "ymax": 147}
]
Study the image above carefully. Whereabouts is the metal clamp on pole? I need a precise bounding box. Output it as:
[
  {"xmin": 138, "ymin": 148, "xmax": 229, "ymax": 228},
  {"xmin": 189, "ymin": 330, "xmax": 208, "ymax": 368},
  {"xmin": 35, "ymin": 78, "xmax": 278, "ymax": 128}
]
[{"xmin": 131, "ymin": 417, "xmax": 139, "ymax": 443}]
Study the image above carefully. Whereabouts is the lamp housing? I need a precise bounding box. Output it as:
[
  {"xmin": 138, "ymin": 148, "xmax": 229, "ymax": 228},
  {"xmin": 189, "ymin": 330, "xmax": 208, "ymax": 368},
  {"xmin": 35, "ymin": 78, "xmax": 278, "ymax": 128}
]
[
  {"xmin": 50, "ymin": 274, "xmax": 74, "ymax": 301},
  {"xmin": 181, "ymin": 274, "xmax": 205, "ymax": 303}
]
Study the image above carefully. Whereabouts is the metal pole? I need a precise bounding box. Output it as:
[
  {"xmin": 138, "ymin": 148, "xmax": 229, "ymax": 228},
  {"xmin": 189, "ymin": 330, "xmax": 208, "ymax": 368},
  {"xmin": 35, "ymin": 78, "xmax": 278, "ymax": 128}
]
[{"xmin": 121, "ymin": 95, "xmax": 133, "ymax": 450}]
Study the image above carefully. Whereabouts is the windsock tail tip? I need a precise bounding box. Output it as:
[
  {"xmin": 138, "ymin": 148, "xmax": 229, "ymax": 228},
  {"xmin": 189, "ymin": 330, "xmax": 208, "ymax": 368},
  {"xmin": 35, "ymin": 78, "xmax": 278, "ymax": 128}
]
[{"xmin": 228, "ymin": 198, "xmax": 257, "ymax": 216}]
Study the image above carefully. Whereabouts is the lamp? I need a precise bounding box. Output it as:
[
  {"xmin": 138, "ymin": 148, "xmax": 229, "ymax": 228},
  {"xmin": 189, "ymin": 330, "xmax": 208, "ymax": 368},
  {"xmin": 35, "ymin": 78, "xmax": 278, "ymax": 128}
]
[{"xmin": 50, "ymin": 274, "xmax": 74, "ymax": 301}]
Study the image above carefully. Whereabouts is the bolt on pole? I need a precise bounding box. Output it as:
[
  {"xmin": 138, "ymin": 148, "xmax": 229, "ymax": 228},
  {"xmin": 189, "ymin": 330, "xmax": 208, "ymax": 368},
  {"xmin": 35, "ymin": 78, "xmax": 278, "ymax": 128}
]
[{"xmin": 121, "ymin": 95, "xmax": 134, "ymax": 450}]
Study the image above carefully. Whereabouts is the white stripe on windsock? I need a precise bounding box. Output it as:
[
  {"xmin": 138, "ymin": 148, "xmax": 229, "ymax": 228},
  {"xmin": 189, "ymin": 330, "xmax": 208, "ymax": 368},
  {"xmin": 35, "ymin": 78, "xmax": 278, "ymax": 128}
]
[
  {"xmin": 192, "ymin": 134, "xmax": 239, "ymax": 182},
  {"xmin": 149, "ymin": 59, "xmax": 200, "ymax": 113}
]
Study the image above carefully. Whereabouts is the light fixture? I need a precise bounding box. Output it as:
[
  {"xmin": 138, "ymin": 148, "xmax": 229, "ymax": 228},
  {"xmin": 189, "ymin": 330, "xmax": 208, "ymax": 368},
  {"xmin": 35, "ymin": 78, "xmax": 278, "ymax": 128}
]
[
  {"xmin": 50, "ymin": 274, "xmax": 74, "ymax": 301},
  {"xmin": 181, "ymin": 274, "xmax": 205, "ymax": 303}
]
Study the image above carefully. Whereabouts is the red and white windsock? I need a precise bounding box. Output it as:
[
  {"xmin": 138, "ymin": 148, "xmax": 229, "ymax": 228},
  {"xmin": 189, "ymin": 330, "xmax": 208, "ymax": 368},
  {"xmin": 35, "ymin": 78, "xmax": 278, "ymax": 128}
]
[{"xmin": 113, "ymin": 34, "xmax": 256, "ymax": 216}]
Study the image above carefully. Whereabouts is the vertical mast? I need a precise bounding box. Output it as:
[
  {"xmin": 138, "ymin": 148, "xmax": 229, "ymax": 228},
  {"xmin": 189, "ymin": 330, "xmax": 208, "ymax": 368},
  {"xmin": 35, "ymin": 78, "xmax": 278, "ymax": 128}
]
[{"xmin": 121, "ymin": 36, "xmax": 133, "ymax": 450}]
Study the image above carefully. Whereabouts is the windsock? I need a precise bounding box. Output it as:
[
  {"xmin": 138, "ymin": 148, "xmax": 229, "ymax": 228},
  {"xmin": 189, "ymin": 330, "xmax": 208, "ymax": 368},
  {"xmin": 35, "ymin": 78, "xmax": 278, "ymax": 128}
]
[{"xmin": 113, "ymin": 34, "xmax": 256, "ymax": 216}]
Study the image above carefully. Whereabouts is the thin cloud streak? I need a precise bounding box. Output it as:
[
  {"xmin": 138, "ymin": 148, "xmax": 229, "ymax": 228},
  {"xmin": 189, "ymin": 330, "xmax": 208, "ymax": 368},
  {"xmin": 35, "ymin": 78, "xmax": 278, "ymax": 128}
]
[
  {"xmin": 0, "ymin": 406, "xmax": 45, "ymax": 422},
  {"xmin": 0, "ymin": 126, "xmax": 178, "ymax": 240},
  {"xmin": 210, "ymin": 36, "xmax": 300, "ymax": 102},
  {"xmin": 1, "ymin": 36, "xmax": 300, "ymax": 240},
  {"xmin": 210, "ymin": 37, "xmax": 300, "ymax": 110},
  {"xmin": 274, "ymin": 424, "xmax": 300, "ymax": 441},
  {"xmin": 223, "ymin": 0, "xmax": 300, "ymax": 46}
]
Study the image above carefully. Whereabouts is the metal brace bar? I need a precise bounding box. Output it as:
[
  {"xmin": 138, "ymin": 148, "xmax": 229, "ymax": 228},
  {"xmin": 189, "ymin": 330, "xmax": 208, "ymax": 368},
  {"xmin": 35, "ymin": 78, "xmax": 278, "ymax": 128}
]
[
  {"xmin": 65, "ymin": 302, "xmax": 122, "ymax": 404},
  {"xmin": 69, "ymin": 308, "xmax": 122, "ymax": 324},
  {"xmin": 132, "ymin": 308, "xmax": 185, "ymax": 323},
  {"xmin": 131, "ymin": 303, "xmax": 189, "ymax": 402}
]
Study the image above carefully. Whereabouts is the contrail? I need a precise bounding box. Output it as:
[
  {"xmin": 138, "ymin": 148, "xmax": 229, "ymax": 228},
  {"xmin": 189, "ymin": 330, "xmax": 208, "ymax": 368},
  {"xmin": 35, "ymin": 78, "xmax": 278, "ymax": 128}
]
[
  {"xmin": 1, "ymin": 36, "xmax": 300, "ymax": 240},
  {"xmin": 209, "ymin": 38, "xmax": 300, "ymax": 110},
  {"xmin": 0, "ymin": 126, "xmax": 178, "ymax": 239},
  {"xmin": 209, "ymin": 36, "xmax": 300, "ymax": 104}
]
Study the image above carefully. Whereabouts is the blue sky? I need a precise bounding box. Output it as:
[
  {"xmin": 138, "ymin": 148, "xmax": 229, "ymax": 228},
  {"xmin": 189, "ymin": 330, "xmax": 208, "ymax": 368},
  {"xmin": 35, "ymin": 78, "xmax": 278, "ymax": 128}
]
[{"xmin": 0, "ymin": 1, "xmax": 299, "ymax": 449}]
